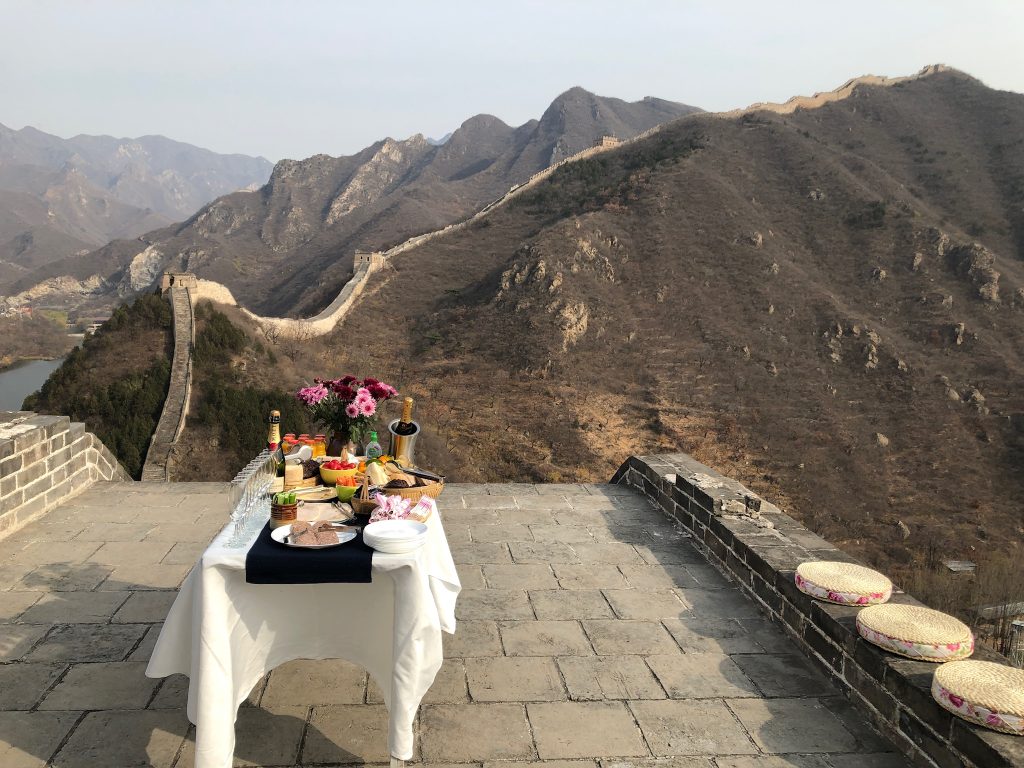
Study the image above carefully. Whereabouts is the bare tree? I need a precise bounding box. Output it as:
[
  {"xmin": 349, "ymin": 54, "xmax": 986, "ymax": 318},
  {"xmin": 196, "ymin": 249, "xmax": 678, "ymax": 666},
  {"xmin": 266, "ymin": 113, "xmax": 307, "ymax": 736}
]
[{"xmin": 259, "ymin": 322, "xmax": 282, "ymax": 346}]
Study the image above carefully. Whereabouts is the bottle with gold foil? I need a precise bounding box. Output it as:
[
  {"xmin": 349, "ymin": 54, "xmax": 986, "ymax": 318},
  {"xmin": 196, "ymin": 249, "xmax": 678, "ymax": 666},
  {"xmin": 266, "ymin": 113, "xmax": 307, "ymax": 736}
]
[
  {"xmin": 393, "ymin": 398, "xmax": 416, "ymax": 436},
  {"xmin": 267, "ymin": 410, "xmax": 281, "ymax": 452},
  {"xmin": 388, "ymin": 397, "xmax": 420, "ymax": 466}
]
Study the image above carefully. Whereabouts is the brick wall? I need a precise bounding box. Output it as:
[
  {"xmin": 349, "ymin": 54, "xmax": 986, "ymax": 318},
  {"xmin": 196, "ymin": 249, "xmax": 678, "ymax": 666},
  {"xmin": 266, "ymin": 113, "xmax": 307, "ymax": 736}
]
[
  {"xmin": 612, "ymin": 453, "xmax": 1023, "ymax": 768},
  {"xmin": 0, "ymin": 411, "xmax": 131, "ymax": 536}
]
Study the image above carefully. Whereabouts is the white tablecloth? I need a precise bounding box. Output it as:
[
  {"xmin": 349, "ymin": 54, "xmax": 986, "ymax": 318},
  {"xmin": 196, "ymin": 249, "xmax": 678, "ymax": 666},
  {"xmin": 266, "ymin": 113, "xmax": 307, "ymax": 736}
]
[{"xmin": 145, "ymin": 510, "xmax": 460, "ymax": 768}]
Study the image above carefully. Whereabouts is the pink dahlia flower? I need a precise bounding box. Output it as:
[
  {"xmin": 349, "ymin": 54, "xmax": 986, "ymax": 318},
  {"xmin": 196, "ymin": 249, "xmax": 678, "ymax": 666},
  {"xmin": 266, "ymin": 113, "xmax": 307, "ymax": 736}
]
[
  {"xmin": 359, "ymin": 399, "xmax": 376, "ymax": 416},
  {"xmin": 345, "ymin": 403, "xmax": 359, "ymax": 418},
  {"xmin": 296, "ymin": 384, "xmax": 329, "ymax": 405}
]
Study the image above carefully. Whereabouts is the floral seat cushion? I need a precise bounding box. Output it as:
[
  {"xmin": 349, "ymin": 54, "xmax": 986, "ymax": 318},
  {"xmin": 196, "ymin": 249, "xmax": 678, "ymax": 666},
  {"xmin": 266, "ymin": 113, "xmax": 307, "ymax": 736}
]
[
  {"xmin": 856, "ymin": 604, "xmax": 973, "ymax": 662},
  {"xmin": 795, "ymin": 561, "xmax": 892, "ymax": 605},
  {"xmin": 933, "ymin": 660, "xmax": 1024, "ymax": 735}
]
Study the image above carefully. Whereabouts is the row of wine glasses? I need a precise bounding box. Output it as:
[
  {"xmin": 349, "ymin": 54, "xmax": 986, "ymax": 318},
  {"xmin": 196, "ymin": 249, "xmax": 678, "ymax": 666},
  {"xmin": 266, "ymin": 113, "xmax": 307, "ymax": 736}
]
[{"xmin": 227, "ymin": 450, "xmax": 276, "ymax": 547}]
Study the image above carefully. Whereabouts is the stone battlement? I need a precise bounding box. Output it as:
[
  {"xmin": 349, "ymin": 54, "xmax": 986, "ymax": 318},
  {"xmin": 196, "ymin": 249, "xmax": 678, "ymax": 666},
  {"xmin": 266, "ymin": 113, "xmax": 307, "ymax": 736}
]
[
  {"xmin": 354, "ymin": 250, "xmax": 386, "ymax": 270},
  {"xmin": 0, "ymin": 410, "xmax": 131, "ymax": 535},
  {"xmin": 159, "ymin": 271, "xmax": 199, "ymax": 292}
]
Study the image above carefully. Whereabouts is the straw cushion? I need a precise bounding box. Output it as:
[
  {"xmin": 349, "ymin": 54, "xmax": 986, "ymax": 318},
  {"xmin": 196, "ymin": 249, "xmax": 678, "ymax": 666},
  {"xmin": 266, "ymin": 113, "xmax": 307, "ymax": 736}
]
[
  {"xmin": 795, "ymin": 561, "xmax": 892, "ymax": 605},
  {"xmin": 932, "ymin": 660, "xmax": 1024, "ymax": 735},
  {"xmin": 856, "ymin": 604, "xmax": 974, "ymax": 662}
]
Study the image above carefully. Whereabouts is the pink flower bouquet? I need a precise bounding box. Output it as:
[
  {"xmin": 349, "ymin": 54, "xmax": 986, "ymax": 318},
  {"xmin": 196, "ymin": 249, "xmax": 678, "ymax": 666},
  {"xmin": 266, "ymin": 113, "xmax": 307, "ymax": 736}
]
[{"xmin": 295, "ymin": 375, "xmax": 398, "ymax": 444}]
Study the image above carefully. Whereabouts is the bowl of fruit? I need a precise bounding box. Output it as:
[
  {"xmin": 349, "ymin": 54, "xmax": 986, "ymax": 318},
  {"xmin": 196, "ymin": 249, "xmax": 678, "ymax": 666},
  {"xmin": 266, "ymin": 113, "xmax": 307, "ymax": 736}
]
[
  {"xmin": 335, "ymin": 475, "xmax": 359, "ymax": 502},
  {"xmin": 320, "ymin": 458, "xmax": 358, "ymax": 486}
]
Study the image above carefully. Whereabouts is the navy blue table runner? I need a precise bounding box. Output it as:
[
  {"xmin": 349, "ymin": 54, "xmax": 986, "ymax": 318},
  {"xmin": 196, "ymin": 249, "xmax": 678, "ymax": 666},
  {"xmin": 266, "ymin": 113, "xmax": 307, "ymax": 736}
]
[{"xmin": 245, "ymin": 523, "xmax": 374, "ymax": 584}]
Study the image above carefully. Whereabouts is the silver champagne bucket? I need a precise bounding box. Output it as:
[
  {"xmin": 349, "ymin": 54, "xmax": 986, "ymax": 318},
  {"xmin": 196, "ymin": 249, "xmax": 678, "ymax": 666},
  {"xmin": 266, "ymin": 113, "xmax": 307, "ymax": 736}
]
[{"xmin": 387, "ymin": 420, "xmax": 420, "ymax": 466}]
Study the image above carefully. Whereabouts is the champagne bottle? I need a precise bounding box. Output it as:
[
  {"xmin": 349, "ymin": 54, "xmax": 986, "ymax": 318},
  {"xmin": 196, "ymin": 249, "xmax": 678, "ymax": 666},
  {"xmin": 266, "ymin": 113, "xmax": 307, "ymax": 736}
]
[
  {"xmin": 267, "ymin": 410, "xmax": 281, "ymax": 451},
  {"xmin": 394, "ymin": 397, "xmax": 417, "ymax": 436}
]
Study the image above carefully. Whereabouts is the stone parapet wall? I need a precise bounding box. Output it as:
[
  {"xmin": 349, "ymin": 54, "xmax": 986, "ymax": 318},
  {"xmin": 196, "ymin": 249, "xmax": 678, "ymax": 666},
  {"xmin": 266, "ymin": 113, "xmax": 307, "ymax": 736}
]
[
  {"xmin": 0, "ymin": 411, "xmax": 131, "ymax": 537},
  {"xmin": 612, "ymin": 452, "xmax": 1023, "ymax": 768}
]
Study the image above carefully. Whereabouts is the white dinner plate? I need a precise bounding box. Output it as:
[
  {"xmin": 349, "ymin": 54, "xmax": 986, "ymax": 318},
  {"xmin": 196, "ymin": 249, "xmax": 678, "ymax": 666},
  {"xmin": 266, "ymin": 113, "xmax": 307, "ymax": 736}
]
[
  {"xmin": 363, "ymin": 519, "xmax": 428, "ymax": 554},
  {"xmin": 271, "ymin": 524, "xmax": 357, "ymax": 549}
]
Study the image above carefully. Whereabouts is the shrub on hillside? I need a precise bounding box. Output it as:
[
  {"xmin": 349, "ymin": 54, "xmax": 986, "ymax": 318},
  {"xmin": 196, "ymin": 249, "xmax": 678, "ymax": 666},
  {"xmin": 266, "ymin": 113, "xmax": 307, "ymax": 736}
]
[
  {"xmin": 190, "ymin": 307, "xmax": 310, "ymax": 472},
  {"xmin": 24, "ymin": 291, "xmax": 173, "ymax": 478}
]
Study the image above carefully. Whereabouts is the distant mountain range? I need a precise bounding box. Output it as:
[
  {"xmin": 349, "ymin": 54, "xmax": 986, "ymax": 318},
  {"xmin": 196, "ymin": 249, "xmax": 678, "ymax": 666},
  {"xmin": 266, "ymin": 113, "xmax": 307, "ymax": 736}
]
[
  {"xmin": 0, "ymin": 124, "xmax": 272, "ymax": 289},
  {"xmin": 1, "ymin": 88, "xmax": 699, "ymax": 314}
]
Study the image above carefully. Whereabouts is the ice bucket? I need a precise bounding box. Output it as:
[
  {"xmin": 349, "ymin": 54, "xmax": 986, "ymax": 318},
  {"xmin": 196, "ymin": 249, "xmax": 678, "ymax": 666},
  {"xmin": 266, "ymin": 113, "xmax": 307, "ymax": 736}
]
[{"xmin": 387, "ymin": 420, "xmax": 420, "ymax": 466}]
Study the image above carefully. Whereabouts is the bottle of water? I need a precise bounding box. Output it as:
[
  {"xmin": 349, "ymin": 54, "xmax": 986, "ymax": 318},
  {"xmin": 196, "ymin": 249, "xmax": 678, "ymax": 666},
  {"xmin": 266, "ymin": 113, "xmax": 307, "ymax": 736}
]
[{"xmin": 365, "ymin": 431, "xmax": 383, "ymax": 459}]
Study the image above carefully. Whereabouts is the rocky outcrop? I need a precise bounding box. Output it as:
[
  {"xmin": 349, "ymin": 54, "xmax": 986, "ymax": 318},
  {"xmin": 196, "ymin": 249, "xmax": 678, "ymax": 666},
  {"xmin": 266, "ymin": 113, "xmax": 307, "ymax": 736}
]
[
  {"xmin": 1, "ymin": 274, "xmax": 108, "ymax": 308},
  {"xmin": 120, "ymin": 244, "xmax": 166, "ymax": 295},
  {"xmin": 326, "ymin": 137, "xmax": 430, "ymax": 224},
  {"xmin": 944, "ymin": 241, "xmax": 1001, "ymax": 303}
]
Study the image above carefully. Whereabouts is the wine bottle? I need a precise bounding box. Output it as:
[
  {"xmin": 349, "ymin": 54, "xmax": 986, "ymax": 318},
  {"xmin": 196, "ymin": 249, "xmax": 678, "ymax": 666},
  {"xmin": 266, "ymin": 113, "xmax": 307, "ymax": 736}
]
[{"xmin": 394, "ymin": 397, "xmax": 417, "ymax": 436}]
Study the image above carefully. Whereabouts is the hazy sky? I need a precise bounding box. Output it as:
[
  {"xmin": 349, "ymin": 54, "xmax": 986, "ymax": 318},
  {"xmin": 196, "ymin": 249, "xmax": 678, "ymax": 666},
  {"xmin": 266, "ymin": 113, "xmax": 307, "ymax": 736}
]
[{"xmin": 2, "ymin": 1, "xmax": 1023, "ymax": 162}]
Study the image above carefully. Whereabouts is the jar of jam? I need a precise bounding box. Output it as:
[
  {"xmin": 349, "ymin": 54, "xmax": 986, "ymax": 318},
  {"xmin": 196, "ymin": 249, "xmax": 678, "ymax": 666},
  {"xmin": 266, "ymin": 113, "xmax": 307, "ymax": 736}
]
[{"xmin": 312, "ymin": 434, "xmax": 327, "ymax": 458}]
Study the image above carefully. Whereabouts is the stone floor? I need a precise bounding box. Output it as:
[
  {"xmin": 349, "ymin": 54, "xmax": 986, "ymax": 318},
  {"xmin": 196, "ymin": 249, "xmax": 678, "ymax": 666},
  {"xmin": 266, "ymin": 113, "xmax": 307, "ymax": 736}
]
[{"xmin": 0, "ymin": 481, "xmax": 909, "ymax": 768}]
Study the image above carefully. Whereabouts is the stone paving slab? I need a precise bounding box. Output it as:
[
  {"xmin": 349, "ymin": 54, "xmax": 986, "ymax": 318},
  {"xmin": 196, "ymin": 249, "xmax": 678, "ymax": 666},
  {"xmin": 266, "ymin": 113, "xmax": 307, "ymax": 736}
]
[{"xmin": 0, "ymin": 481, "xmax": 908, "ymax": 767}]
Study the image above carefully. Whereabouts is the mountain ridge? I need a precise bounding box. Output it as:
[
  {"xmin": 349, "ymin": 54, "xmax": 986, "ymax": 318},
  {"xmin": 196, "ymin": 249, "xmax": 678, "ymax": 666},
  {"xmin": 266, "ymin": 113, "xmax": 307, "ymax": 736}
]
[{"xmin": 3, "ymin": 88, "xmax": 699, "ymax": 315}]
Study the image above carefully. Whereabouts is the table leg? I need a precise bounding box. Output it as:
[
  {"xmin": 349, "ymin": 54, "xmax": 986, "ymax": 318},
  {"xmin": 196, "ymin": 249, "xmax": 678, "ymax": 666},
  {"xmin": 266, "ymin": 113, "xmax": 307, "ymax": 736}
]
[{"xmin": 390, "ymin": 758, "xmax": 404, "ymax": 768}]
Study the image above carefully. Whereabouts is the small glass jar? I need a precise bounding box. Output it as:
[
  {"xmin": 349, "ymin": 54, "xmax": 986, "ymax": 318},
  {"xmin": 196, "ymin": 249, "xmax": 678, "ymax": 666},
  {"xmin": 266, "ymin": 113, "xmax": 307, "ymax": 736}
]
[{"xmin": 312, "ymin": 434, "xmax": 327, "ymax": 458}]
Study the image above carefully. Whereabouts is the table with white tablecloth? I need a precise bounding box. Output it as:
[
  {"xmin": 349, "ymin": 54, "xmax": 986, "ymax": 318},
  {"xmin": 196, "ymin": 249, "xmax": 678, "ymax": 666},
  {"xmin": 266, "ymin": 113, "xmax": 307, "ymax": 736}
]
[{"xmin": 145, "ymin": 510, "xmax": 460, "ymax": 768}]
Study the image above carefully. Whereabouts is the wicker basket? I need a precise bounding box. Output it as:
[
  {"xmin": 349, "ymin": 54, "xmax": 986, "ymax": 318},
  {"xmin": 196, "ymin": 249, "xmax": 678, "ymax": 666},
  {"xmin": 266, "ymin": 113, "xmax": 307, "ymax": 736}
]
[
  {"xmin": 932, "ymin": 660, "xmax": 1024, "ymax": 735},
  {"xmin": 350, "ymin": 475, "xmax": 444, "ymax": 517}
]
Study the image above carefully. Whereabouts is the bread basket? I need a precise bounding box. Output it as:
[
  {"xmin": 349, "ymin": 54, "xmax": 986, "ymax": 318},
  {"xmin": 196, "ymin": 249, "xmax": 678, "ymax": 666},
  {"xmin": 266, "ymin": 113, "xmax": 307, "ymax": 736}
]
[{"xmin": 351, "ymin": 474, "xmax": 444, "ymax": 516}]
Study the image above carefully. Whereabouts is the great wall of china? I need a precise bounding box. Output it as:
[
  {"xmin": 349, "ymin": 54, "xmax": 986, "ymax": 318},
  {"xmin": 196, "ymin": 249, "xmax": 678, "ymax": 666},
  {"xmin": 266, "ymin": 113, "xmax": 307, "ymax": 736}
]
[
  {"xmin": 185, "ymin": 133, "xmax": 643, "ymax": 339},
  {"xmin": 139, "ymin": 65, "xmax": 959, "ymax": 481},
  {"xmin": 139, "ymin": 132, "xmax": 644, "ymax": 478},
  {"xmin": 140, "ymin": 281, "xmax": 195, "ymax": 481}
]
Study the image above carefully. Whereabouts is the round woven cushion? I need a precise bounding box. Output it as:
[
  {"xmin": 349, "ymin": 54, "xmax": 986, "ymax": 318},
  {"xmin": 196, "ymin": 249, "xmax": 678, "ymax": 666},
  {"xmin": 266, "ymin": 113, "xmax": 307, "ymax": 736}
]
[
  {"xmin": 795, "ymin": 561, "xmax": 892, "ymax": 605},
  {"xmin": 932, "ymin": 660, "xmax": 1024, "ymax": 735},
  {"xmin": 856, "ymin": 604, "xmax": 974, "ymax": 662}
]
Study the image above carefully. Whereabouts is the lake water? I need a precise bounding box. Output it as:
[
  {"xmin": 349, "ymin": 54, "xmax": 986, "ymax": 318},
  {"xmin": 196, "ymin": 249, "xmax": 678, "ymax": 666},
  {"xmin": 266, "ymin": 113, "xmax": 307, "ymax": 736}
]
[{"xmin": 0, "ymin": 358, "xmax": 64, "ymax": 411}]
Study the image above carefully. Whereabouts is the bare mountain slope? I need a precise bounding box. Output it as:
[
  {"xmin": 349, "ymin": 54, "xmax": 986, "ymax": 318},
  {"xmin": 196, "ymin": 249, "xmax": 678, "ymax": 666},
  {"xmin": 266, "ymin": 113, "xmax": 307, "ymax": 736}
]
[
  {"xmin": 303, "ymin": 66, "xmax": 1023, "ymax": 572},
  {"xmin": 6, "ymin": 89, "xmax": 699, "ymax": 314}
]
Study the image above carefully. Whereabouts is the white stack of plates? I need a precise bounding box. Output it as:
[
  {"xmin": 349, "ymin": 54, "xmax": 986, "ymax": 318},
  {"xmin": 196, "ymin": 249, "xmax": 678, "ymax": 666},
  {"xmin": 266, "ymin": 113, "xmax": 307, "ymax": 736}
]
[{"xmin": 363, "ymin": 520, "xmax": 428, "ymax": 554}]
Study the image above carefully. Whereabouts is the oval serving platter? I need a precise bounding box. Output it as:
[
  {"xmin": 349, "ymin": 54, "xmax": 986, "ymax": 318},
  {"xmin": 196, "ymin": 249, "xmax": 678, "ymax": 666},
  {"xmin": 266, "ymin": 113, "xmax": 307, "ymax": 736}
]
[{"xmin": 271, "ymin": 524, "xmax": 357, "ymax": 549}]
